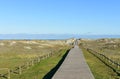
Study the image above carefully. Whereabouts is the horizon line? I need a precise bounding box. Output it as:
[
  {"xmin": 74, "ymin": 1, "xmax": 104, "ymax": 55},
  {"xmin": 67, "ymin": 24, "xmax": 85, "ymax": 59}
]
[{"xmin": 0, "ymin": 33, "xmax": 120, "ymax": 35}]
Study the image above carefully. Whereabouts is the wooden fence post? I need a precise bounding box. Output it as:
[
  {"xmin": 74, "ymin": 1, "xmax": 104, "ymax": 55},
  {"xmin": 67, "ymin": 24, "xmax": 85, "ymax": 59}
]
[
  {"xmin": 8, "ymin": 69, "xmax": 10, "ymax": 79},
  {"xmin": 48, "ymin": 53, "xmax": 49, "ymax": 57},
  {"xmin": 31, "ymin": 60, "xmax": 34, "ymax": 66},
  {"xmin": 108, "ymin": 57, "xmax": 110, "ymax": 63},
  {"xmin": 118, "ymin": 65, "xmax": 119, "ymax": 69},
  {"xmin": 26, "ymin": 62, "xmax": 29, "ymax": 69},
  {"xmin": 19, "ymin": 66, "xmax": 22, "ymax": 75},
  {"xmin": 102, "ymin": 54, "xmax": 104, "ymax": 59},
  {"xmin": 117, "ymin": 62, "xmax": 119, "ymax": 69},
  {"xmin": 38, "ymin": 58, "xmax": 40, "ymax": 62}
]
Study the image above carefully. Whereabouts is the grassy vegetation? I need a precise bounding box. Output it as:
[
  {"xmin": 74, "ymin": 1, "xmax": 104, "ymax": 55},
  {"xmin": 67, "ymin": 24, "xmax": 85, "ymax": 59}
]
[
  {"xmin": 0, "ymin": 40, "xmax": 70, "ymax": 79},
  {"xmin": 80, "ymin": 39, "xmax": 120, "ymax": 64},
  {"xmin": 11, "ymin": 49, "xmax": 68, "ymax": 79},
  {"xmin": 81, "ymin": 48, "xmax": 117, "ymax": 79},
  {"xmin": 0, "ymin": 40, "xmax": 66, "ymax": 68}
]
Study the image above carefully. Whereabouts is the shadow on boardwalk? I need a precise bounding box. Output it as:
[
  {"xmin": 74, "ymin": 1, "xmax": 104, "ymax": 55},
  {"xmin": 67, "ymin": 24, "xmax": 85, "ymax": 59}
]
[{"xmin": 43, "ymin": 49, "xmax": 70, "ymax": 79}]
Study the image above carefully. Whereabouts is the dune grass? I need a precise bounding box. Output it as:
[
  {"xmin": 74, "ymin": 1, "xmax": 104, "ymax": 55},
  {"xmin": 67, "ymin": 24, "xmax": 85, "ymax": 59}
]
[
  {"xmin": 80, "ymin": 39, "xmax": 120, "ymax": 63},
  {"xmin": 81, "ymin": 48, "xmax": 117, "ymax": 79},
  {"xmin": 11, "ymin": 49, "xmax": 68, "ymax": 79},
  {"xmin": 0, "ymin": 40, "xmax": 69, "ymax": 79},
  {"xmin": 0, "ymin": 40, "xmax": 66, "ymax": 68}
]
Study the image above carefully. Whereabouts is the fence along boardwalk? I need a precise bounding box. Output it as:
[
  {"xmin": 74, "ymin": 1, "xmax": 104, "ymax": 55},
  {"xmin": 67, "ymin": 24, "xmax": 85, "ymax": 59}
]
[
  {"xmin": 0, "ymin": 49, "xmax": 57, "ymax": 79},
  {"xmin": 52, "ymin": 45, "xmax": 95, "ymax": 79},
  {"xmin": 87, "ymin": 48, "xmax": 120, "ymax": 76}
]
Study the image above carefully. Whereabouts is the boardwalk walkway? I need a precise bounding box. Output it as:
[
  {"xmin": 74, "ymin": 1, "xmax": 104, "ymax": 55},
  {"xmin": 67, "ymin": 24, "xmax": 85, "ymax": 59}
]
[{"xmin": 52, "ymin": 45, "xmax": 95, "ymax": 79}]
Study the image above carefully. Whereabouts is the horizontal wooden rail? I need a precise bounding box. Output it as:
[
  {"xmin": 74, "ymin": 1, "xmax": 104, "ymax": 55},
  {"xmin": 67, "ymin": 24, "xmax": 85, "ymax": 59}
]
[
  {"xmin": 86, "ymin": 48, "xmax": 120, "ymax": 77},
  {"xmin": 0, "ymin": 49, "xmax": 64, "ymax": 79}
]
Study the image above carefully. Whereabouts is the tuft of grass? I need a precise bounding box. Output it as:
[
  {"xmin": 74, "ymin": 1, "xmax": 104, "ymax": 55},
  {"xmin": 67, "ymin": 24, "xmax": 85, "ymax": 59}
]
[{"xmin": 81, "ymin": 48, "xmax": 117, "ymax": 79}]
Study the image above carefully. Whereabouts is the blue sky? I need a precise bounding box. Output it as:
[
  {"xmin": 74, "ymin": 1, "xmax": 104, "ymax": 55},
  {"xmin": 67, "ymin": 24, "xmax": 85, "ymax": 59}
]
[{"xmin": 0, "ymin": 0, "xmax": 120, "ymax": 35}]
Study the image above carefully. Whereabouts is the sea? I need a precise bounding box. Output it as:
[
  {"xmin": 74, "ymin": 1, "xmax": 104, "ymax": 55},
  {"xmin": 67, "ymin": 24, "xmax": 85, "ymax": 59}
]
[{"xmin": 0, "ymin": 34, "xmax": 120, "ymax": 40}]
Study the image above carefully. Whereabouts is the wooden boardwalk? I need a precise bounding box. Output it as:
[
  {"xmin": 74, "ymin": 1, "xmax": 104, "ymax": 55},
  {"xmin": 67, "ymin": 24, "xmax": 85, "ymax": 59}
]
[{"xmin": 52, "ymin": 45, "xmax": 95, "ymax": 79}]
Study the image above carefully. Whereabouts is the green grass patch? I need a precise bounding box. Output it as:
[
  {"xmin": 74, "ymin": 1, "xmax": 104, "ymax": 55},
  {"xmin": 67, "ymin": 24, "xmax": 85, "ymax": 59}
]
[
  {"xmin": 11, "ymin": 49, "xmax": 68, "ymax": 79},
  {"xmin": 81, "ymin": 48, "xmax": 117, "ymax": 79}
]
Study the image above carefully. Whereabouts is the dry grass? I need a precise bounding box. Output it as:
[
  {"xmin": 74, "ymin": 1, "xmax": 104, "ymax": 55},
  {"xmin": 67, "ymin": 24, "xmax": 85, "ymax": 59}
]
[
  {"xmin": 0, "ymin": 40, "xmax": 68, "ymax": 69},
  {"xmin": 80, "ymin": 38, "xmax": 120, "ymax": 64}
]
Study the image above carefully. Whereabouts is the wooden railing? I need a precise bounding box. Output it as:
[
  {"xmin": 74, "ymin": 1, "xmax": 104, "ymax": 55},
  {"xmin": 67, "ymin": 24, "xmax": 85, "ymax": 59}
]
[
  {"xmin": 0, "ymin": 49, "xmax": 63, "ymax": 79},
  {"xmin": 86, "ymin": 48, "xmax": 120, "ymax": 76}
]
